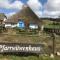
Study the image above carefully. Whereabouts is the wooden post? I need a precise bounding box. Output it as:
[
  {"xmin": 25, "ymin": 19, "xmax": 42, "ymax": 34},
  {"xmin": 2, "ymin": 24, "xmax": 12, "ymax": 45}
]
[{"xmin": 51, "ymin": 33, "xmax": 56, "ymax": 55}]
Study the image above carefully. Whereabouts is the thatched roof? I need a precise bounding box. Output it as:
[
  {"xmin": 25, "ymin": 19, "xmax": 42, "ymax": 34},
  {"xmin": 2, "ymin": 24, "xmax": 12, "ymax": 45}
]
[{"xmin": 5, "ymin": 6, "xmax": 41, "ymax": 25}]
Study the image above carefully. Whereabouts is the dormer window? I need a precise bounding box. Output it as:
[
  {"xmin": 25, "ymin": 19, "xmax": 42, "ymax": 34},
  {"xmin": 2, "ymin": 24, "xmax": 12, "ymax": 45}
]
[{"xmin": 17, "ymin": 19, "xmax": 25, "ymax": 29}]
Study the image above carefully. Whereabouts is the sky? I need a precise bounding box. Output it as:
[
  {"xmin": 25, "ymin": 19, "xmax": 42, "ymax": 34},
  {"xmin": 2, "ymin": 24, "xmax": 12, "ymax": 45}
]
[{"xmin": 0, "ymin": 0, "xmax": 60, "ymax": 18}]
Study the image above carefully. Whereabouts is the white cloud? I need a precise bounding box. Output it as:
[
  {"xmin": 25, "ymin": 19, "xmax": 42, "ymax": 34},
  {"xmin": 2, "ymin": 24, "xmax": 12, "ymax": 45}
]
[
  {"xmin": 44, "ymin": 0, "xmax": 60, "ymax": 18},
  {"xmin": 10, "ymin": 1, "xmax": 24, "ymax": 10},
  {"xmin": 27, "ymin": 0, "xmax": 42, "ymax": 10},
  {"xmin": 27, "ymin": 0, "xmax": 60, "ymax": 18},
  {"xmin": 35, "ymin": 11, "xmax": 43, "ymax": 17},
  {"xmin": 27, "ymin": 0, "xmax": 42, "ymax": 17},
  {"xmin": 0, "ymin": 0, "xmax": 24, "ymax": 17},
  {"xmin": 6, "ymin": 12, "xmax": 16, "ymax": 17},
  {"xmin": 0, "ymin": 0, "xmax": 24, "ymax": 10},
  {"xmin": 1, "ymin": 0, "xmax": 60, "ymax": 18},
  {"xmin": 45, "ymin": 0, "xmax": 60, "ymax": 11}
]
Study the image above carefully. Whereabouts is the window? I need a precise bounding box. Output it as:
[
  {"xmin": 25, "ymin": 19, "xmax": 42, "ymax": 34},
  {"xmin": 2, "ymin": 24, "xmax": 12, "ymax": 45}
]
[{"xmin": 17, "ymin": 20, "xmax": 25, "ymax": 29}]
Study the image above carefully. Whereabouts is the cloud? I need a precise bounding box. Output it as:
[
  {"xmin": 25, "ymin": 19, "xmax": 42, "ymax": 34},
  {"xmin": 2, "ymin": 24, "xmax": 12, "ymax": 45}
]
[
  {"xmin": 44, "ymin": 0, "xmax": 60, "ymax": 18},
  {"xmin": 1, "ymin": 0, "xmax": 60, "ymax": 18},
  {"xmin": 27, "ymin": 0, "xmax": 60, "ymax": 18},
  {"xmin": 27, "ymin": 0, "xmax": 42, "ymax": 17},
  {"xmin": 0, "ymin": 0, "xmax": 24, "ymax": 10},
  {"xmin": 10, "ymin": 1, "xmax": 24, "ymax": 10},
  {"xmin": 6, "ymin": 12, "xmax": 16, "ymax": 17},
  {"xmin": 0, "ymin": 0, "xmax": 24, "ymax": 17},
  {"xmin": 27, "ymin": 0, "xmax": 42, "ymax": 10},
  {"xmin": 35, "ymin": 11, "xmax": 42, "ymax": 17},
  {"xmin": 45, "ymin": 0, "xmax": 60, "ymax": 11}
]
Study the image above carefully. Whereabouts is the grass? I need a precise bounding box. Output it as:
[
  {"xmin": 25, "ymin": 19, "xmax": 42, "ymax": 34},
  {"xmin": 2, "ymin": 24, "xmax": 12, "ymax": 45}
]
[
  {"xmin": 0, "ymin": 29, "xmax": 60, "ymax": 60},
  {"xmin": 0, "ymin": 31, "xmax": 60, "ymax": 51},
  {"xmin": 0, "ymin": 54, "xmax": 60, "ymax": 60},
  {"xmin": 44, "ymin": 25, "xmax": 60, "ymax": 29},
  {"xmin": 0, "ymin": 32, "xmax": 53, "ymax": 44}
]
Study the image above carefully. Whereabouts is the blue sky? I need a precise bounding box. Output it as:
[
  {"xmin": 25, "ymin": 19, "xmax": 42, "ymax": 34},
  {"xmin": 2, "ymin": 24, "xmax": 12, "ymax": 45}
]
[
  {"xmin": 0, "ymin": 0, "xmax": 60, "ymax": 18},
  {"xmin": 7, "ymin": 0, "xmax": 47, "ymax": 4},
  {"xmin": 39, "ymin": 0, "xmax": 47, "ymax": 5}
]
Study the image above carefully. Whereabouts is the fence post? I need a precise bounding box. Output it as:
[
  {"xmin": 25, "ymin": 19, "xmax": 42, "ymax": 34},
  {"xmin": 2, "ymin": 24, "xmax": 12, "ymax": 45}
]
[{"xmin": 51, "ymin": 33, "xmax": 56, "ymax": 55}]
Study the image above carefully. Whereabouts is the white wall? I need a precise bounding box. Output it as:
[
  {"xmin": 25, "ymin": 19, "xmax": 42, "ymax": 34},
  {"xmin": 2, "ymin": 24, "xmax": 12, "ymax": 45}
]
[
  {"xmin": 29, "ymin": 24, "xmax": 38, "ymax": 29},
  {"xmin": 5, "ymin": 24, "xmax": 17, "ymax": 28}
]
